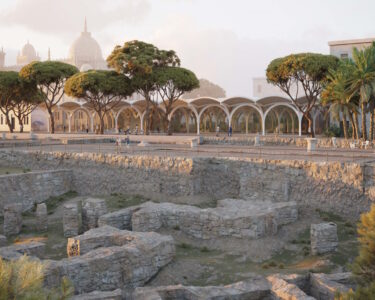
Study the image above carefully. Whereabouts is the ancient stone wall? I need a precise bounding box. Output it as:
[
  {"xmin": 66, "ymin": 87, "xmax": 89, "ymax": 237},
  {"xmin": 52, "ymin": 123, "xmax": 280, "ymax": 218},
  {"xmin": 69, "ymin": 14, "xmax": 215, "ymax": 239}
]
[
  {"xmin": 0, "ymin": 168, "xmax": 73, "ymax": 213},
  {"xmin": 0, "ymin": 150, "xmax": 372, "ymax": 218}
]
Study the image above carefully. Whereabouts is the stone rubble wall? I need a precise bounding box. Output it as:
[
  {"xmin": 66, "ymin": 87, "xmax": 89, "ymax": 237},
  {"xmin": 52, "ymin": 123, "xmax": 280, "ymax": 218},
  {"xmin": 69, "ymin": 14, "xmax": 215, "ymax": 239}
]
[
  {"xmin": 45, "ymin": 226, "xmax": 175, "ymax": 295},
  {"xmin": 0, "ymin": 168, "xmax": 73, "ymax": 213},
  {"xmin": 0, "ymin": 150, "xmax": 372, "ymax": 218},
  {"xmin": 203, "ymin": 136, "xmax": 352, "ymax": 148},
  {"xmin": 132, "ymin": 276, "xmax": 270, "ymax": 300},
  {"xmin": 131, "ymin": 200, "xmax": 297, "ymax": 240}
]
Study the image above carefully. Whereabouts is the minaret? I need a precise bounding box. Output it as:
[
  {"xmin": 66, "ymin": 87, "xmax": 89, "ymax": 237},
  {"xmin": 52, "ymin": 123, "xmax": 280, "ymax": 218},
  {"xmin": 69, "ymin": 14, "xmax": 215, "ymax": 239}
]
[{"xmin": 0, "ymin": 47, "xmax": 5, "ymax": 69}]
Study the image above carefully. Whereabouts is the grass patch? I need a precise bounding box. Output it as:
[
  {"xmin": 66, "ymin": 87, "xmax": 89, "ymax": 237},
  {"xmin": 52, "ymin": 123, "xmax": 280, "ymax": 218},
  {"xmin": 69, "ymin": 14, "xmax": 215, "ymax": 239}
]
[
  {"xmin": 0, "ymin": 167, "xmax": 25, "ymax": 175},
  {"xmin": 104, "ymin": 193, "xmax": 149, "ymax": 212},
  {"xmin": 45, "ymin": 191, "xmax": 78, "ymax": 213}
]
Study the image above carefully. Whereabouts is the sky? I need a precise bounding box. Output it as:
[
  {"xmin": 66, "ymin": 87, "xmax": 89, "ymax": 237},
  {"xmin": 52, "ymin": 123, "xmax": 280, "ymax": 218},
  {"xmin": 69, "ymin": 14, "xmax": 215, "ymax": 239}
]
[{"xmin": 0, "ymin": 0, "xmax": 374, "ymax": 97}]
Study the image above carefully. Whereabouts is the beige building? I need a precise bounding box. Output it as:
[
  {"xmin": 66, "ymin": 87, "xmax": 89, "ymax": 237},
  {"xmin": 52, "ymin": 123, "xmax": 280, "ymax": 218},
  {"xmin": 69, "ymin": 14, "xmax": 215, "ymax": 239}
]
[{"xmin": 328, "ymin": 37, "xmax": 375, "ymax": 59}]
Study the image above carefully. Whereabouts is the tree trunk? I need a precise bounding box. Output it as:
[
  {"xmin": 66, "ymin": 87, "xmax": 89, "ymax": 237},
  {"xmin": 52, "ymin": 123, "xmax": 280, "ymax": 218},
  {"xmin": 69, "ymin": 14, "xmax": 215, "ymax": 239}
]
[
  {"xmin": 5, "ymin": 113, "xmax": 13, "ymax": 133},
  {"xmin": 17, "ymin": 116, "xmax": 24, "ymax": 133},
  {"xmin": 47, "ymin": 108, "xmax": 55, "ymax": 134},
  {"xmin": 354, "ymin": 111, "xmax": 360, "ymax": 140},
  {"xmin": 370, "ymin": 109, "xmax": 375, "ymax": 140},
  {"xmin": 306, "ymin": 112, "xmax": 314, "ymax": 137},
  {"xmin": 99, "ymin": 116, "xmax": 105, "ymax": 134},
  {"xmin": 349, "ymin": 112, "xmax": 356, "ymax": 139},
  {"xmin": 341, "ymin": 110, "xmax": 348, "ymax": 140},
  {"xmin": 361, "ymin": 102, "xmax": 367, "ymax": 140}
]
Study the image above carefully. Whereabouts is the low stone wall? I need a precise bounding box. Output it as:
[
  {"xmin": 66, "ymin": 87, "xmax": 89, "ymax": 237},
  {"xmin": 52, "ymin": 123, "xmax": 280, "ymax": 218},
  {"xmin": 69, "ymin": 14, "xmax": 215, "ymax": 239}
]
[
  {"xmin": 0, "ymin": 150, "xmax": 373, "ymax": 218},
  {"xmin": 0, "ymin": 169, "xmax": 73, "ymax": 213},
  {"xmin": 203, "ymin": 136, "xmax": 352, "ymax": 148}
]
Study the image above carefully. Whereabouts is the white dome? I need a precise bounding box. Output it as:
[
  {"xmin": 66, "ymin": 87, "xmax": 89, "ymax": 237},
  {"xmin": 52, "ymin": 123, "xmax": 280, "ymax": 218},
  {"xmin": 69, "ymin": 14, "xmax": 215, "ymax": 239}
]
[
  {"xmin": 21, "ymin": 42, "xmax": 37, "ymax": 59},
  {"xmin": 80, "ymin": 63, "xmax": 93, "ymax": 72},
  {"xmin": 68, "ymin": 20, "xmax": 104, "ymax": 69}
]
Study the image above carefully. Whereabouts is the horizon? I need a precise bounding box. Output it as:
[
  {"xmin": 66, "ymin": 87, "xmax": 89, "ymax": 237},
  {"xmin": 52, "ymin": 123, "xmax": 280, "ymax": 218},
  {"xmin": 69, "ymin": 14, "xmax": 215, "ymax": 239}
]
[{"xmin": 0, "ymin": 0, "xmax": 374, "ymax": 97}]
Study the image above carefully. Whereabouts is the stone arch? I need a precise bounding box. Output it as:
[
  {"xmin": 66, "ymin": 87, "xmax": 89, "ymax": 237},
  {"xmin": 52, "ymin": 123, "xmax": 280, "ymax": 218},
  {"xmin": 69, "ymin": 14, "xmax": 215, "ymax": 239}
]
[
  {"xmin": 169, "ymin": 106, "xmax": 198, "ymax": 134},
  {"xmin": 198, "ymin": 104, "xmax": 230, "ymax": 133},
  {"xmin": 230, "ymin": 104, "xmax": 264, "ymax": 134},
  {"xmin": 264, "ymin": 103, "xmax": 301, "ymax": 135}
]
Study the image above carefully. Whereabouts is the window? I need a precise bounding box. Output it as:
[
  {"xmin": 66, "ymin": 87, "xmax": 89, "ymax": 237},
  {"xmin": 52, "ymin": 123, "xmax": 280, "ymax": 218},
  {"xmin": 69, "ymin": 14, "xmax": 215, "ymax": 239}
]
[{"xmin": 340, "ymin": 53, "xmax": 348, "ymax": 59}]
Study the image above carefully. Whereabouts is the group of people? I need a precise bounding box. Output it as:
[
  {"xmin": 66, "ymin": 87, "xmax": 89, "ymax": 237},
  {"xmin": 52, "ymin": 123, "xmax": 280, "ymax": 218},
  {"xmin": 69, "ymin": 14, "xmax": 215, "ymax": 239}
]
[{"xmin": 216, "ymin": 125, "xmax": 233, "ymax": 137}]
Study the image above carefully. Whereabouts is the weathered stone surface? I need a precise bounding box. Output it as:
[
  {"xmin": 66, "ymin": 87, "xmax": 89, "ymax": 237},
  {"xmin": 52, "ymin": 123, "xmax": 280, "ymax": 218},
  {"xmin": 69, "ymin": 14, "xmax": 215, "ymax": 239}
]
[
  {"xmin": 311, "ymin": 223, "xmax": 338, "ymax": 255},
  {"xmin": 132, "ymin": 277, "xmax": 270, "ymax": 299},
  {"xmin": 0, "ymin": 150, "xmax": 373, "ymax": 219},
  {"xmin": 3, "ymin": 203, "xmax": 23, "ymax": 236},
  {"xmin": 45, "ymin": 226, "xmax": 175, "ymax": 294},
  {"xmin": 98, "ymin": 205, "xmax": 140, "ymax": 230},
  {"xmin": 36, "ymin": 203, "xmax": 48, "ymax": 232},
  {"xmin": 0, "ymin": 242, "xmax": 45, "ymax": 260},
  {"xmin": 132, "ymin": 200, "xmax": 297, "ymax": 240},
  {"xmin": 310, "ymin": 273, "xmax": 352, "ymax": 300},
  {"xmin": 267, "ymin": 275, "xmax": 315, "ymax": 300},
  {"xmin": 0, "ymin": 235, "xmax": 7, "ymax": 247},
  {"xmin": 63, "ymin": 202, "xmax": 80, "ymax": 237},
  {"xmin": 70, "ymin": 289, "xmax": 122, "ymax": 300},
  {"xmin": 82, "ymin": 198, "xmax": 107, "ymax": 231},
  {"xmin": 0, "ymin": 169, "xmax": 73, "ymax": 213}
]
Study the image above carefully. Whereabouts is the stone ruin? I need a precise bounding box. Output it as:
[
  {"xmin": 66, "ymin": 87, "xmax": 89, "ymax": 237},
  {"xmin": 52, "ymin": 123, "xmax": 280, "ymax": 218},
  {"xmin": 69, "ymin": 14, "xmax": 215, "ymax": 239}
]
[
  {"xmin": 132, "ymin": 276, "xmax": 270, "ymax": 300},
  {"xmin": 3, "ymin": 203, "xmax": 23, "ymax": 236},
  {"xmin": 63, "ymin": 202, "xmax": 80, "ymax": 237},
  {"xmin": 35, "ymin": 203, "xmax": 48, "ymax": 232},
  {"xmin": 82, "ymin": 198, "xmax": 107, "ymax": 231},
  {"xmin": 99, "ymin": 199, "xmax": 298, "ymax": 240},
  {"xmin": 311, "ymin": 222, "xmax": 338, "ymax": 255},
  {"xmin": 45, "ymin": 225, "xmax": 175, "ymax": 294}
]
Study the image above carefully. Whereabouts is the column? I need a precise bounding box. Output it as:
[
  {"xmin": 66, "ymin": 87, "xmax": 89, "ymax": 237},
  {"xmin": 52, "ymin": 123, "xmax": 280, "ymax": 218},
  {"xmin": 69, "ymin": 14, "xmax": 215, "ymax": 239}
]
[
  {"xmin": 68, "ymin": 113, "xmax": 72, "ymax": 133},
  {"xmin": 298, "ymin": 113, "xmax": 303, "ymax": 137},
  {"xmin": 245, "ymin": 114, "xmax": 249, "ymax": 134},
  {"xmin": 115, "ymin": 115, "xmax": 119, "ymax": 133},
  {"xmin": 262, "ymin": 115, "xmax": 266, "ymax": 136}
]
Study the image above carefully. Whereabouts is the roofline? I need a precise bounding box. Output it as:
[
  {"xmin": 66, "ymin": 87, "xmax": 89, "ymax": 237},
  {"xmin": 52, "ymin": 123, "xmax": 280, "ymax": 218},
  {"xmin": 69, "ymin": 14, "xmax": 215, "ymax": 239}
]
[{"xmin": 328, "ymin": 38, "xmax": 375, "ymax": 47}]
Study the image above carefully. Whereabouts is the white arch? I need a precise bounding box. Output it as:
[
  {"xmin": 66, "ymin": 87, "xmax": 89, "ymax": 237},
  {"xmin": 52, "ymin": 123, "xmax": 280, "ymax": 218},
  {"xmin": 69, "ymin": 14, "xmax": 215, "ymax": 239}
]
[
  {"xmin": 263, "ymin": 103, "xmax": 303, "ymax": 136},
  {"xmin": 229, "ymin": 103, "xmax": 264, "ymax": 134},
  {"xmin": 197, "ymin": 104, "xmax": 230, "ymax": 135}
]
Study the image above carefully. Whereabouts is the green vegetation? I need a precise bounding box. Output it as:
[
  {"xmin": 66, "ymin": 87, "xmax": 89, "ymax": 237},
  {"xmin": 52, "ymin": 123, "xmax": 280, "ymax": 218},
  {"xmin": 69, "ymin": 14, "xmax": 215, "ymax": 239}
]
[
  {"xmin": 64, "ymin": 70, "xmax": 133, "ymax": 134},
  {"xmin": 0, "ymin": 256, "xmax": 73, "ymax": 299},
  {"xmin": 19, "ymin": 61, "xmax": 79, "ymax": 134},
  {"xmin": 104, "ymin": 193, "xmax": 149, "ymax": 211},
  {"xmin": 44, "ymin": 191, "xmax": 78, "ymax": 213},
  {"xmin": 266, "ymin": 53, "xmax": 339, "ymax": 137}
]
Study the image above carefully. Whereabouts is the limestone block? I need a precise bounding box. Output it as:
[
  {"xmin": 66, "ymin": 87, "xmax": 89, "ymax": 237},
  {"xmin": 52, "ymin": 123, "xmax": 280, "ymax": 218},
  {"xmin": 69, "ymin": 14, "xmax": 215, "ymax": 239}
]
[
  {"xmin": 132, "ymin": 200, "xmax": 298, "ymax": 240},
  {"xmin": 97, "ymin": 205, "xmax": 140, "ymax": 230},
  {"xmin": 132, "ymin": 277, "xmax": 270, "ymax": 299},
  {"xmin": 82, "ymin": 198, "xmax": 107, "ymax": 231},
  {"xmin": 70, "ymin": 289, "xmax": 122, "ymax": 300},
  {"xmin": 35, "ymin": 203, "xmax": 48, "ymax": 232},
  {"xmin": 267, "ymin": 275, "xmax": 315, "ymax": 300},
  {"xmin": 310, "ymin": 273, "xmax": 352, "ymax": 300},
  {"xmin": 45, "ymin": 226, "xmax": 175, "ymax": 294},
  {"xmin": 0, "ymin": 242, "xmax": 45, "ymax": 260},
  {"xmin": 311, "ymin": 223, "xmax": 338, "ymax": 255},
  {"xmin": 63, "ymin": 202, "xmax": 80, "ymax": 237},
  {"xmin": 0, "ymin": 235, "xmax": 6, "ymax": 247},
  {"xmin": 3, "ymin": 203, "xmax": 23, "ymax": 236}
]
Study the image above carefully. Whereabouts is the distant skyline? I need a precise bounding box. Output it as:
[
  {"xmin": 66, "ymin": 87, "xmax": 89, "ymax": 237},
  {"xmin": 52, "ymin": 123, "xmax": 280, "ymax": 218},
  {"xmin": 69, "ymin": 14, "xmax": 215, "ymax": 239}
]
[{"xmin": 0, "ymin": 0, "xmax": 374, "ymax": 97}]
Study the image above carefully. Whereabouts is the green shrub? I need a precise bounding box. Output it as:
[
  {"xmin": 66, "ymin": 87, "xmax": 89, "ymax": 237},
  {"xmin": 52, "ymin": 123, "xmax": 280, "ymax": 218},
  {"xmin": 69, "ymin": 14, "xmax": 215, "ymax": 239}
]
[
  {"xmin": 200, "ymin": 247, "xmax": 209, "ymax": 253},
  {"xmin": 335, "ymin": 282, "xmax": 375, "ymax": 299},
  {"xmin": 323, "ymin": 125, "xmax": 342, "ymax": 138}
]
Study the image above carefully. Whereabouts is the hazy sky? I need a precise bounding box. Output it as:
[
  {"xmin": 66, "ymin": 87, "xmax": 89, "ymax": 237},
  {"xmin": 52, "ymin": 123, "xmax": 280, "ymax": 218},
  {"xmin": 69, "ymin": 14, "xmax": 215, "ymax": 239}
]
[{"xmin": 0, "ymin": 0, "xmax": 374, "ymax": 97}]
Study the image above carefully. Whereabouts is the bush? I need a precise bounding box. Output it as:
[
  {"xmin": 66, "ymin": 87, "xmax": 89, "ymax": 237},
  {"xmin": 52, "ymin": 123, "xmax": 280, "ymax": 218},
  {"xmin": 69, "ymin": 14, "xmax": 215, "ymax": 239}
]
[
  {"xmin": 323, "ymin": 125, "xmax": 342, "ymax": 138},
  {"xmin": 335, "ymin": 281, "xmax": 375, "ymax": 299},
  {"xmin": 0, "ymin": 255, "xmax": 73, "ymax": 300}
]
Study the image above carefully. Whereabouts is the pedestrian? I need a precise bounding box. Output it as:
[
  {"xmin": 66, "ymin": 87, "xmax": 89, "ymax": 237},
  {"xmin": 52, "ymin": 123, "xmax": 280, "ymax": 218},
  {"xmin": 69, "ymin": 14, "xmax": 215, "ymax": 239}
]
[
  {"xmin": 216, "ymin": 125, "xmax": 220, "ymax": 137},
  {"xmin": 135, "ymin": 125, "xmax": 138, "ymax": 135},
  {"xmin": 228, "ymin": 125, "xmax": 232, "ymax": 137}
]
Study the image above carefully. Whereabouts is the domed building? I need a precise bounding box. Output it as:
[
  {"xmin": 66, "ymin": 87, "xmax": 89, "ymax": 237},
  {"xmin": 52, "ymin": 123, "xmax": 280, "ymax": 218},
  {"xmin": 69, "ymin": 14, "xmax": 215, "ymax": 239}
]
[
  {"xmin": 67, "ymin": 19, "xmax": 107, "ymax": 70},
  {"xmin": 16, "ymin": 41, "xmax": 40, "ymax": 66}
]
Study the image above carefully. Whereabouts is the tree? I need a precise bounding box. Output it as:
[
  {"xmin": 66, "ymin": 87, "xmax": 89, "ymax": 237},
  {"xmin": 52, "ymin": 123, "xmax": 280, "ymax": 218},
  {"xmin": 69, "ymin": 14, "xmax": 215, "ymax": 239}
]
[
  {"xmin": 347, "ymin": 42, "xmax": 375, "ymax": 141},
  {"xmin": 19, "ymin": 61, "xmax": 78, "ymax": 133},
  {"xmin": 12, "ymin": 79, "xmax": 43, "ymax": 133},
  {"xmin": 0, "ymin": 71, "xmax": 19, "ymax": 133},
  {"xmin": 65, "ymin": 70, "xmax": 133, "ymax": 134},
  {"xmin": 153, "ymin": 67, "xmax": 199, "ymax": 135},
  {"xmin": 107, "ymin": 40, "xmax": 180, "ymax": 134},
  {"xmin": 352, "ymin": 204, "xmax": 375, "ymax": 284},
  {"xmin": 322, "ymin": 60, "xmax": 358, "ymax": 140},
  {"xmin": 183, "ymin": 78, "xmax": 226, "ymax": 98},
  {"xmin": 266, "ymin": 53, "xmax": 339, "ymax": 137}
]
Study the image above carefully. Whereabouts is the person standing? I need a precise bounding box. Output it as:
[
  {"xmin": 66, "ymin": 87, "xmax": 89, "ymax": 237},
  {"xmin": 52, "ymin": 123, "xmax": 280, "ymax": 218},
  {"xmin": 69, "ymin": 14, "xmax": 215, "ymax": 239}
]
[
  {"xmin": 216, "ymin": 125, "xmax": 220, "ymax": 137},
  {"xmin": 228, "ymin": 125, "xmax": 232, "ymax": 137}
]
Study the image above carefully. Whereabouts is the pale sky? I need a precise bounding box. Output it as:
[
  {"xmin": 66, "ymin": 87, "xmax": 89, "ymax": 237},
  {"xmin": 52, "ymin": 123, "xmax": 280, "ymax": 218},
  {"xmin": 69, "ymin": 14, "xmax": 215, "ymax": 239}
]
[{"xmin": 0, "ymin": 0, "xmax": 374, "ymax": 97}]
